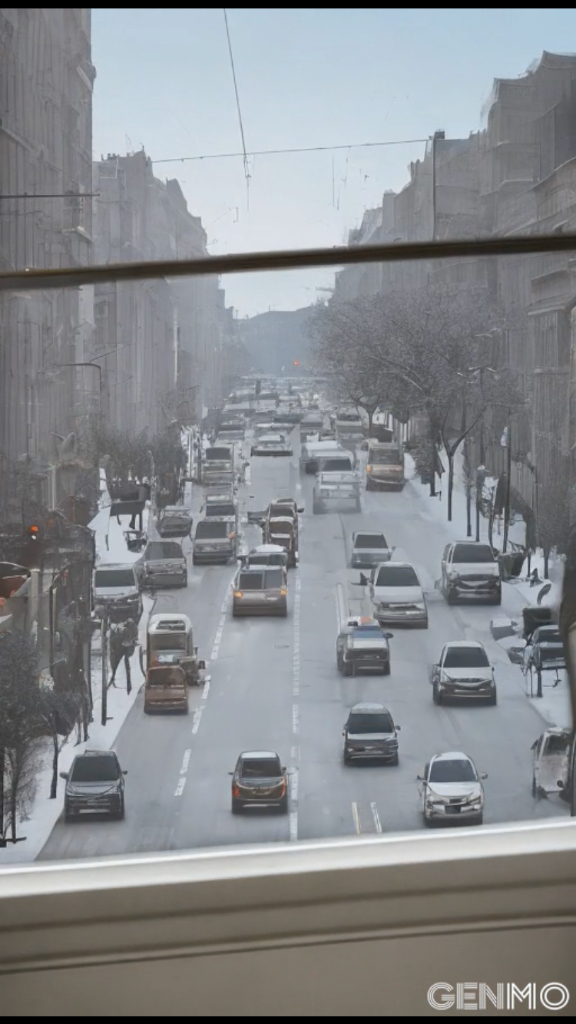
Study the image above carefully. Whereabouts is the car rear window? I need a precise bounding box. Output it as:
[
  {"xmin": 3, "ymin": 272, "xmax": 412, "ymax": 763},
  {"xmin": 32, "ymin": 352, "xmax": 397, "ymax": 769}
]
[
  {"xmin": 452, "ymin": 544, "xmax": 495, "ymax": 563},
  {"xmin": 241, "ymin": 758, "xmax": 281, "ymax": 777},
  {"xmin": 206, "ymin": 503, "xmax": 235, "ymax": 517},
  {"xmin": 347, "ymin": 712, "xmax": 393, "ymax": 733},
  {"xmin": 144, "ymin": 542, "xmax": 183, "ymax": 559},
  {"xmin": 94, "ymin": 569, "xmax": 135, "ymax": 588},
  {"xmin": 70, "ymin": 755, "xmax": 120, "ymax": 782},
  {"xmin": 238, "ymin": 572, "xmax": 264, "ymax": 590},
  {"xmin": 354, "ymin": 535, "xmax": 388, "ymax": 549},
  {"xmin": 206, "ymin": 447, "xmax": 231, "ymax": 460},
  {"xmin": 195, "ymin": 521, "xmax": 228, "ymax": 539},
  {"xmin": 264, "ymin": 568, "xmax": 284, "ymax": 588}
]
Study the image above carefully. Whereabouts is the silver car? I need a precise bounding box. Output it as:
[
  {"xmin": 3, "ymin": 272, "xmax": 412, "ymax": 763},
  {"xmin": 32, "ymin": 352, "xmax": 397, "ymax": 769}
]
[
  {"xmin": 343, "ymin": 702, "xmax": 400, "ymax": 765},
  {"xmin": 350, "ymin": 531, "xmax": 394, "ymax": 569},
  {"xmin": 232, "ymin": 566, "xmax": 288, "ymax": 617},
  {"xmin": 366, "ymin": 561, "xmax": 428, "ymax": 627},
  {"xmin": 418, "ymin": 752, "xmax": 487, "ymax": 826},
  {"xmin": 137, "ymin": 541, "xmax": 187, "ymax": 589}
]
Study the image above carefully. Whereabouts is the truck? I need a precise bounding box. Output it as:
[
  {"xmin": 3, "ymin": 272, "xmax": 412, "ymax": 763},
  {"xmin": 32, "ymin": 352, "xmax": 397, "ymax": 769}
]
[
  {"xmin": 201, "ymin": 445, "xmax": 235, "ymax": 487},
  {"xmin": 313, "ymin": 471, "xmax": 362, "ymax": 514}
]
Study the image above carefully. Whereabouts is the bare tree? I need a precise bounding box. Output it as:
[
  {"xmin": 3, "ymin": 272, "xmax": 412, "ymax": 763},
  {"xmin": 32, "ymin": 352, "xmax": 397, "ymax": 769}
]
[
  {"xmin": 0, "ymin": 632, "xmax": 43, "ymax": 844},
  {"xmin": 38, "ymin": 688, "xmax": 81, "ymax": 800}
]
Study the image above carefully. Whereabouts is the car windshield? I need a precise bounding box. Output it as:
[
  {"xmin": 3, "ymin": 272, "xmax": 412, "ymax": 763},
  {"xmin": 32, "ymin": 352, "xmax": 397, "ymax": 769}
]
[
  {"xmin": 319, "ymin": 458, "xmax": 352, "ymax": 471},
  {"xmin": 544, "ymin": 735, "xmax": 570, "ymax": 755},
  {"xmin": 452, "ymin": 544, "xmax": 495, "ymax": 563},
  {"xmin": 144, "ymin": 542, "xmax": 182, "ymax": 560},
  {"xmin": 535, "ymin": 629, "xmax": 561, "ymax": 644},
  {"xmin": 375, "ymin": 566, "xmax": 419, "ymax": 587},
  {"xmin": 429, "ymin": 759, "xmax": 477, "ymax": 783},
  {"xmin": 196, "ymin": 522, "xmax": 228, "ymax": 539},
  {"xmin": 238, "ymin": 572, "xmax": 265, "ymax": 590},
  {"xmin": 443, "ymin": 647, "xmax": 490, "ymax": 668},
  {"xmin": 354, "ymin": 535, "xmax": 388, "ymax": 549},
  {"xmin": 206, "ymin": 504, "xmax": 235, "ymax": 517},
  {"xmin": 347, "ymin": 712, "xmax": 393, "ymax": 733},
  {"xmin": 240, "ymin": 758, "xmax": 281, "ymax": 777},
  {"xmin": 151, "ymin": 634, "xmax": 187, "ymax": 652},
  {"xmin": 94, "ymin": 569, "xmax": 135, "ymax": 588},
  {"xmin": 206, "ymin": 447, "xmax": 231, "ymax": 460},
  {"xmin": 70, "ymin": 756, "xmax": 120, "ymax": 782}
]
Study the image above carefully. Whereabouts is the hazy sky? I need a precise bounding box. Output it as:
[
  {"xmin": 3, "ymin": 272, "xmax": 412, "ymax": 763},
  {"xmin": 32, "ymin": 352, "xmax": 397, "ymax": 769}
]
[{"xmin": 92, "ymin": 9, "xmax": 576, "ymax": 316}]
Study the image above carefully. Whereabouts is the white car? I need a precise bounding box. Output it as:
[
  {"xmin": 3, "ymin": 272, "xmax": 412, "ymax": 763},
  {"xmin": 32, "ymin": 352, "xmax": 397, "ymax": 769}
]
[
  {"xmin": 417, "ymin": 751, "xmax": 487, "ymax": 827},
  {"xmin": 250, "ymin": 433, "xmax": 293, "ymax": 456},
  {"xmin": 366, "ymin": 561, "xmax": 428, "ymax": 627}
]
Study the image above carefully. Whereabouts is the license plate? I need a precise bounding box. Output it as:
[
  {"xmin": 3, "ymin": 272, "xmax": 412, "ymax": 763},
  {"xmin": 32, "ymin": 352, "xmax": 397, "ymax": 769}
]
[{"xmin": 445, "ymin": 806, "xmax": 461, "ymax": 814}]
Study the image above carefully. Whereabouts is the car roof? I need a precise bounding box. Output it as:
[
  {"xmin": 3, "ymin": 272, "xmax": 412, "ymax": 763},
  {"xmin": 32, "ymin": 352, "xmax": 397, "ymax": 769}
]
[
  {"xmin": 252, "ymin": 544, "xmax": 286, "ymax": 553},
  {"xmin": 354, "ymin": 532, "xmax": 386, "ymax": 540},
  {"xmin": 239, "ymin": 750, "xmax": 280, "ymax": 760},
  {"xmin": 74, "ymin": 749, "xmax": 118, "ymax": 759},
  {"xmin": 148, "ymin": 613, "xmax": 192, "ymax": 630},
  {"xmin": 431, "ymin": 751, "xmax": 472, "ymax": 762},
  {"xmin": 162, "ymin": 505, "xmax": 190, "ymax": 513},
  {"xmin": 374, "ymin": 561, "xmax": 417, "ymax": 570},
  {"xmin": 452, "ymin": 540, "xmax": 492, "ymax": 547},
  {"xmin": 444, "ymin": 640, "xmax": 486, "ymax": 649},
  {"xmin": 349, "ymin": 702, "xmax": 390, "ymax": 713}
]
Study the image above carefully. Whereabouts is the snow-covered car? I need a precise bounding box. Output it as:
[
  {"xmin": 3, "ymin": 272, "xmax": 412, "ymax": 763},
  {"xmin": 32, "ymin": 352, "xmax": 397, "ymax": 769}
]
[
  {"xmin": 366, "ymin": 562, "xmax": 428, "ymax": 627},
  {"xmin": 250, "ymin": 433, "xmax": 293, "ymax": 456},
  {"xmin": 430, "ymin": 641, "xmax": 496, "ymax": 705},
  {"xmin": 417, "ymin": 751, "xmax": 487, "ymax": 826},
  {"xmin": 440, "ymin": 541, "xmax": 501, "ymax": 605}
]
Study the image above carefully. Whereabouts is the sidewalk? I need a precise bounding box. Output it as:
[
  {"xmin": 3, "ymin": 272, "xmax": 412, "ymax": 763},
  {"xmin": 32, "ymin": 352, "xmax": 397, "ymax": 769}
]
[
  {"xmin": 2, "ymin": 480, "xmax": 152, "ymax": 864},
  {"xmin": 406, "ymin": 450, "xmax": 571, "ymax": 730}
]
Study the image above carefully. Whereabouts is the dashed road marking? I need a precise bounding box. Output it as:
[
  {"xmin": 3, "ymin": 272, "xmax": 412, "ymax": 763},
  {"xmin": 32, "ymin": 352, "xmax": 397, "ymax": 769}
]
[
  {"xmin": 180, "ymin": 749, "xmax": 191, "ymax": 774},
  {"xmin": 291, "ymin": 745, "xmax": 299, "ymax": 760},
  {"xmin": 292, "ymin": 704, "xmax": 299, "ymax": 734},
  {"xmin": 192, "ymin": 707, "xmax": 203, "ymax": 735},
  {"xmin": 202, "ymin": 677, "xmax": 210, "ymax": 699},
  {"xmin": 174, "ymin": 777, "xmax": 186, "ymax": 797},
  {"xmin": 351, "ymin": 801, "xmax": 361, "ymax": 835},
  {"xmin": 371, "ymin": 801, "xmax": 382, "ymax": 833}
]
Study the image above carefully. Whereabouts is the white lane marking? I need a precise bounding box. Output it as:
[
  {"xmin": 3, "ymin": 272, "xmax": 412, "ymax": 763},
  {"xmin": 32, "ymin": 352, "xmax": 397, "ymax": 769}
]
[
  {"xmin": 202, "ymin": 677, "xmax": 210, "ymax": 699},
  {"xmin": 211, "ymin": 579, "xmax": 233, "ymax": 661},
  {"xmin": 296, "ymin": 481, "xmax": 302, "ymax": 493},
  {"xmin": 289, "ymin": 810, "xmax": 298, "ymax": 841},
  {"xmin": 180, "ymin": 749, "xmax": 191, "ymax": 775},
  {"xmin": 335, "ymin": 582, "xmax": 347, "ymax": 633},
  {"xmin": 192, "ymin": 707, "xmax": 203, "ymax": 735},
  {"xmin": 292, "ymin": 704, "xmax": 299, "ymax": 734},
  {"xmin": 291, "ymin": 745, "xmax": 299, "ymax": 760},
  {"xmin": 290, "ymin": 770, "xmax": 298, "ymax": 803},
  {"xmin": 293, "ymin": 574, "xmax": 301, "ymax": 696},
  {"xmin": 174, "ymin": 777, "xmax": 186, "ymax": 797},
  {"xmin": 351, "ymin": 801, "xmax": 361, "ymax": 835},
  {"xmin": 371, "ymin": 801, "xmax": 382, "ymax": 833}
]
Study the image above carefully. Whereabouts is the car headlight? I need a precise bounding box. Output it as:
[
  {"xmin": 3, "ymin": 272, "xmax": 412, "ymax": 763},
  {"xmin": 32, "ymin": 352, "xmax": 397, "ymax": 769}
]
[
  {"xmin": 448, "ymin": 571, "xmax": 458, "ymax": 581},
  {"xmin": 414, "ymin": 603, "xmax": 426, "ymax": 611},
  {"xmin": 466, "ymin": 794, "xmax": 482, "ymax": 806}
]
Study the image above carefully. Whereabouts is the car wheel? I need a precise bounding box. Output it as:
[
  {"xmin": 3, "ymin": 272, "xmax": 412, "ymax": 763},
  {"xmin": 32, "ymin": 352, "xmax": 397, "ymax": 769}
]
[
  {"xmin": 421, "ymin": 617, "xmax": 429, "ymax": 629},
  {"xmin": 383, "ymin": 661, "xmax": 391, "ymax": 676},
  {"xmin": 531, "ymin": 776, "xmax": 537, "ymax": 798},
  {"xmin": 475, "ymin": 814, "xmax": 484, "ymax": 826},
  {"xmin": 278, "ymin": 794, "xmax": 289, "ymax": 814},
  {"xmin": 343, "ymin": 662, "xmax": 353, "ymax": 677},
  {"xmin": 446, "ymin": 589, "xmax": 456, "ymax": 604},
  {"xmin": 489, "ymin": 690, "xmax": 497, "ymax": 706},
  {"xmin": 432, "ymin": 683, "xmax": 442, "ymax": 705},
  {"xmin": 64, "ymin": 804, "xmax": 73, "ymax": 823},
  {"xmin": 232, "ymin": 798, "xmax": 243, "ymax": 815},
  {"xmin": 182, "ymin": 575, "xmax": 188, "ymax": 588},
  {"xmin": 424, "ymin": 814, "xmax": 434, "ymax": 828},
  {"xmin": 116, "ymin": 798, "xmax": 125, "ymax": 821},
  {"xmin": 491, "ymin": 593, "xmax": 502, "ymax": 606},
  {"xmin": 192, "ymin": 557, "xmax": 198, "ymax": 566},
  {"xmin": 390, "ymin": 752, "xmax": 399, "ymax": 766}
]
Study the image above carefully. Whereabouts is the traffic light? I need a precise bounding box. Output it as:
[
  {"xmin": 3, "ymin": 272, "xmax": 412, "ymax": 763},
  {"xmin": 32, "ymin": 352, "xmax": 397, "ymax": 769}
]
[
  {"xmin": 293, "ymin": 360, "xmax": 300, "ymax": 367},
  {"xmin": 28, "ymin": 524, "xmax": 40, "ymax": 541}
]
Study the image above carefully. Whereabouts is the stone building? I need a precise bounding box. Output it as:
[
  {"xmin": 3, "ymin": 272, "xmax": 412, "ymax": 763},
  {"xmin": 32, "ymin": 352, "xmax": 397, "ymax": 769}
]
[{"xmin": 0, "ymin": 9, "xmax": 95, "ymax": 514}]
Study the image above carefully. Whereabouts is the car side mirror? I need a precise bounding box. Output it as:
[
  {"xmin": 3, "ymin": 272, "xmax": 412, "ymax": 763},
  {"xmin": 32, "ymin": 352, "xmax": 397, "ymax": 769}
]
[
  {"xmin": 359, "ymin": 573, "xmax": 369, "ymax": 586},
  {"xmin": 123, "ymin": 770, "xmax": 128, "ymax": 775},
  {"xmin": 481, "ymin": 773, "xmax": 488, "ymax": 780},
  {"xmin": 395, "ymin": 725, "xmax": 401, "ymax": 730},
  {"xmin": 342, "ymin": 730, "xmax": 346, "ymax": 736},
  {"xmin": 416, "ymin": 774, "xmax": 423, "ymax": 781},
  {"xmin": 60, "ymin": 772, "xmax": 68, "ymax": 780},
  {"xmin": 384, "ymin": 632, "xmax": 394, "ymax": 639},
  {"xmin": 228, "ymin": 771, "xmax": 234, "ymax": 776},
  {"xmin": 281, "ymin": 766, "xmax": 287, "ymax": 772},
  {"xmin": 557, "ymin": 779, "xmax": 565, "ymax": 789},
  {"xmin": 298, "ymin": 507, "xmax": 305, "ymax": 513}
]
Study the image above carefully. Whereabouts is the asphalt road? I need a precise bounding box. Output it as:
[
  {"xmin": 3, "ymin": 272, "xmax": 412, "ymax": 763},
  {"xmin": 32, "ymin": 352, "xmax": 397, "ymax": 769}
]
[{"xmin": 39, "ymin": 429, "xmax": 565, "ymax": 861}]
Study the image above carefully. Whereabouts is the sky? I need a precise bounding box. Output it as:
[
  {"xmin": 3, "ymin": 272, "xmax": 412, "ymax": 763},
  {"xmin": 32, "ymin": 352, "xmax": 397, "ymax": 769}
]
[{"xmin": 92, "ymin": 9, "xmax": 576, "ymax": 317}]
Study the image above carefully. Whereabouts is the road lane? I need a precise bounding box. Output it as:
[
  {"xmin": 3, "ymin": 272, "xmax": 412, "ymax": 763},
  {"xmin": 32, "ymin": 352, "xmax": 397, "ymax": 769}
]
[{"xmin": 39, "ymin": 432, "xmax": 566, "ymax": 862}]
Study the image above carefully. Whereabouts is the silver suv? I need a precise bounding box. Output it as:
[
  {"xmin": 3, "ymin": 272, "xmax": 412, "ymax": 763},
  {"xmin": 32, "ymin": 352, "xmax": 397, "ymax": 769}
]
[{"xmin": 342, "ymin": 702, "xmax": 400, "ymax": 765}]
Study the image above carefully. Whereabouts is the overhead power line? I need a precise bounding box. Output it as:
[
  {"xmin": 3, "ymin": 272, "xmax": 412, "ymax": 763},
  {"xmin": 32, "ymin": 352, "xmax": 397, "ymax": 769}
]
[
  {"xmin": 152, "ymin": 137, "xmax": 430, "ymax": 166},
  {"xmin": 222, "ymin": 8, "xmax": 251, "ymax": 208}
]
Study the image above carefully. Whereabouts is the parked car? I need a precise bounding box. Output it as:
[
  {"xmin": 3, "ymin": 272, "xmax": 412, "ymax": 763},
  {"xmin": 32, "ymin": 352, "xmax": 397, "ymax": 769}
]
[
  {"xmin": 229, "ymin": 751, "xmax": 288, "ymax": 813},
  {"xmin": 136, "ymin": 541, "xmax": 187, "ymax": 589},
  {"xmin": 61, "ymin": 749, "xmax": 127, "ymax": 822},
  {"xmin": 92, "ymin": 563, "xmax": 142, "ymax": 624},
  {"xmin": 440, "ymin": 541, "xmax": 501, "ymax": 605}
]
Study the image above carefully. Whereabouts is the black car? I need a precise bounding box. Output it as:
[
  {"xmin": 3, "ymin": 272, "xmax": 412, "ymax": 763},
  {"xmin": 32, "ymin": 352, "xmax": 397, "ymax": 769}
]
[
  {"xmin": 229, "ymin": 750, "xmax": 288, "ymax": 814},
  {"xmin": 61, "ymin": 749, "xmax": 127, "ymax": 821},
  {"xmin": 336, "ymin": 617, "xmax": 393, "ymax": 675},
  {"xmin": 342, "ymin": 703, "xmax": 400, "ymax": 765}
]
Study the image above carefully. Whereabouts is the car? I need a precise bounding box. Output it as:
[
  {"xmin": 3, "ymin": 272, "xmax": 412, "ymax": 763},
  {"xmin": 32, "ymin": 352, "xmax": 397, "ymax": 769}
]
[
  {"xmin": 417, "ymin": 752, "xmax": 487, "ymax": 827},
  {"xmin": 366, "ymin": 561, "xmax": 428, "ymax": 627},
  {"xmin": 250, "ymin": 433, "xmax": 293, "ymax": 456},
  {"xmin": 192, "ymin": 519, "xmax": 236, "ymax": 564},
  {"xmin": 61, "ymin": 749, "xmax": 127, "ymax": 822},
  {"xmin": 440, "ymin": 541, "xmax": 502, "ymax": 605},
  {"xmin": 342, "ymin": 702, "xmax": 400, "ymax": 765},
  {"xmin": 241, "ymin": 544, "xmax": 288, "ymax": 572},
  {"xmin": 336, "ymin": 617, "xmax": 394, "ymax": 675},
  {"xmin": 350, "ymin": 531, "xmax": 394, "ymax": 569},
  {"xmin": 156, "ymin": 505, "xmax": 193, "ymax": 539},
  {"xmin": 430, "ymin": 641, "xmax": 497, "ymax": 704},
  {"xmin": 522, "ymin": 624, "xmax": 564, "ymax": 676},
  {"xmin": 136, "ymin": 540, "xmax": 187, "ymax": 589},
  {"xmin": 229, "ymin": 751, "xmax": 288, "ymax": 813},
  {"xmin": 92, "ymin": 563, "xmax": 142, "ymax": 624},
  {"xmin": 232, "ymin": 565, "xmax": 288, "ymax": 616}
]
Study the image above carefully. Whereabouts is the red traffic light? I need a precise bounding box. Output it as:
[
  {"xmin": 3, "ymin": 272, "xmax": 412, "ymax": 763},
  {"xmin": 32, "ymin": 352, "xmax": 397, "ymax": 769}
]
[
  {"xmin": 293, "ymin": 360, "xmax": 300, "ymax": 366},
  {"xmin": 29, "ymin": 525, "xmax": 39, "ymax": 540}
]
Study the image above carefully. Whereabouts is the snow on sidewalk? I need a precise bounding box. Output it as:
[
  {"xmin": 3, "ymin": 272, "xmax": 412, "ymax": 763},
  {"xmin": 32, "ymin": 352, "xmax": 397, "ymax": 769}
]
[{"xmin": 2, "ymin": 484, "xmax": 153, "ymax": 865}]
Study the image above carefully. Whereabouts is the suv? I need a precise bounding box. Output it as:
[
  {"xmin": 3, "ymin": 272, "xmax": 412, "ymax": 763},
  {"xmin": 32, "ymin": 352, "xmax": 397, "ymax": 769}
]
[
  {"xmin": 61, "ymin": 749, "xmax": 127, "ymax": 821},
  {"xmin": 92, "ymin": 563, "xmax": 142, "ymax": 624},
  {"xmin": 342, "ymin": 702, "xmax": 400, "ymax": 764},
  {"xmin": 430, "ymin": 641, "xmax": 497, "ymax": 705},
  {"xmin": 350, "ymin": 531, "xmax": 394, "ymax": 569},
  {"xmin": 232, "ymin": 566, "xmax": 288, "ymax": 616},
  {"xmin": 229, "ymin": 750, "xmax": 288, "ymax": 814},
  {"xmin": 440, "ymin": 542, "xmax": 501, "ymax": 605}
]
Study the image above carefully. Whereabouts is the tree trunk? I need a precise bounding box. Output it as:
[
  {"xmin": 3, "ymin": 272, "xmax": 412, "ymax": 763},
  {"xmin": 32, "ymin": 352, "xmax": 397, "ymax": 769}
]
[
  {"xmin": 125, "ymin": 653, "xmax": 132, "ymax": 695},
  {"xmin": 544, "ymin": 547, "xmax": 550, "ymax": 579},
  {"xmin": 50, "ymin": 726, "xmax": 58, "ymax": 800},
  {"xmin": 10, "ymin": 764, "xmax": 17, "ymax": 843},
  {"xmin": 447, "ymin": 449, "xmax": 454, "ymax": 521},
  {"xmin": 429, "ymin": 430, "xmax": 436, "ymax": 497}
]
